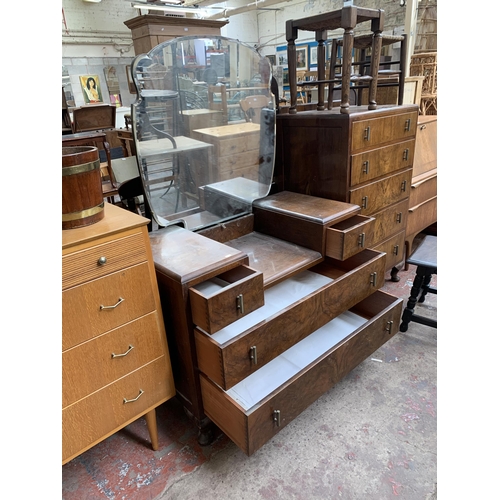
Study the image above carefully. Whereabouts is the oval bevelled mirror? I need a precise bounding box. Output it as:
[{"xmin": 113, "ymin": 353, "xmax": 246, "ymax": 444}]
[{"xmin": 130, "ymin": 35, "xmax": 276, "ymax": 231}]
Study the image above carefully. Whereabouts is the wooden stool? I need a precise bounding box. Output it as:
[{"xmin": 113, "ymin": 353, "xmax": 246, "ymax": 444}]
[
  {"xmin": 399, "ymin": 234, "xmax": 437, "ymax": 332},
  {"xmin": 285, "ymin": 4, "xmax": 384, "ymax": 114}
]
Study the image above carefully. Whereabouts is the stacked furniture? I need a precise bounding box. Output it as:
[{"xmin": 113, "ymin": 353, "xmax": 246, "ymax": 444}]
[
  {"xmin": 276, "ymin": 104, "xmax": 419, "ymax": 281},
  {"xmin": 150, "ymin": 191, "xmax": 403, "ymax": 454},
  {"xmin": 62, "ymin": 203, "xmax": 175, "ymax": 464}
]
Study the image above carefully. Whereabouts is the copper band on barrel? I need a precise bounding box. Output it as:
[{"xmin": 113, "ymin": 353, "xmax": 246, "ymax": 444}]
[
  {"xmin": 62, "ymin": 202, "xmax": 105, "ymax": 221},
  {"xmin": 62, "ymin": 159, "xmax": 101, "ymax": 176}
]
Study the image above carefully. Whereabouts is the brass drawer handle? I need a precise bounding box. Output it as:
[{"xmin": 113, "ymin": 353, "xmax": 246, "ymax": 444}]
[
  {"xmin": 401, "ymin": 180, "xmax": 407, "ymax": 192},
  {"xmin": 358, "ymin": 233, "xmax": 365, "ymax": 248},
  {"xmin": 396, "ymin": 212, "xmax": 402, "ymax": 223},
  {"xmin": 362, "ymin": 160, "xmax": 369, "ymax": 174},
  {"xmin": 404, "ymin": 118, "xmax": 411, "ymax": 131},
  {"xmin": 361, "ymin": 196, "xmax": 368, "ymax": 210},
  {"xmin": 420, "ymin": 124, "xmax": 427, "ymax": 130},
  {"xmin": 370, "ymin": 272, "xmax": 377, "ymax": 287},
  {"xmin": 100, "ymin": 297, "xmax": 124, "ymax": 310},
  {"xmin": 112, "ymin": 345, "xmax": 134, "ymax": 359},
  {"xmin": 402, "ymin": 149, "xmax": 409, "ymax": 161},
  {"xmin": 273, "ymin": 409, "xmax": 281, "ymax": 427},
  {"xmin": 249, "ymin": 345, "xmax": 258, "ymax": 365},
  {"xmin": 385, "ymin": 320, "xmax": 394, "ymax": 335},
  {"xmin": 363, "ymin": 126, "xmax": 371, "ymax": 141},
  {"xmin": 97, "ymin": 256, "xmax": 107, "ymax": 266},
  {"xmin": 393, "ymin": 245, "xmax": 399, "ymax": 256},
  {"xmin": 236, "ymin": 294, "xmax": 245, "ymax": 315},
  {"xmin": 123, "ymin": 389, "xmax": 144, "ymax": 404}
]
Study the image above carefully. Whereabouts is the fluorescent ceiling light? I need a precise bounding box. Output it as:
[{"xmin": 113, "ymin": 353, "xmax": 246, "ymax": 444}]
[{"xmin": 132, "ymin": 2, "xmax": 200, "ymax": 12}]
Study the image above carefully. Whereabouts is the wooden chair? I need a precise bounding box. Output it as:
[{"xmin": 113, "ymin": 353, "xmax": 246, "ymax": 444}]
[
  {"xmin": 330, "ymin": 33, "xmax": 407, "ymax": 107},
  {"xmin": 239, "ymin": 95, "xmax": 270, "ymax": 123}
]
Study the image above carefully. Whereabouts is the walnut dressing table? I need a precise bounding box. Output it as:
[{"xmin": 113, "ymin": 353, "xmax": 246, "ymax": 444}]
[
  {"xmin": 150, "ymin": 192, "xmax": 403, "ymax": 455},
  {"xmin": 62, "ymin": 203, "xmax": 175, "ymax": 464}
]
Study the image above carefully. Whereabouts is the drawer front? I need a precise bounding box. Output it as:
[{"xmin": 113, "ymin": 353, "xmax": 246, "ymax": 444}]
[
  {"xmin": 189, "ymin": 265, "xmax": 264, "ymax": 334},
  {"xmin": 63, "ymin": 233, "xmax": 148, "ymax": 290},
  {"xmin": 63, "ymin": 311, "xmax": 164, "ymax": 408},
  {"xmin": 371, "ymin": 230, "xmax": 406, "ymax": 271},
  {"xmin": 325, "ymin": 215, "xmax": 375, "ymax": 260},
  {"xmin": 349, "ymin": 169, "xmax": 412, "ymax": 215},
  {"xmin": 409, "ymin": 172, "xmax": 437, "ymax": 208},
  {"xmin": 369, "ymin": 199, "xmax": 409, "ymax": 246},
  {"xmin": 62, "ymin": 356, "xmax": 173, "ymax": 464},
  {"xmin": 200, "ymin": 290, "xmax": 403, "ymax": 456},
  {"xmin": 63, "ymin": 263, "xmax": 156, "ymax": 350},
  {"xmin": 407, "ymin": 196, "xmax": 437, "ymax": 237},
  {"xmin": 350, "ymin": 140, "xmax": 415, "ymax": 186},
  {"xmin": 351, "ymin": 111, "xmax": 417, "ymax": 151},
  {"xmin": 195, "ymin": 249, "xmax": 386, "ymax": 390}
]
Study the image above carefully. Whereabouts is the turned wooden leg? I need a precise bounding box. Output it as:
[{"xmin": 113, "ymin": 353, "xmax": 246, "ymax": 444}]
[
  {"xmin": 418, "ymin": 273, "xmax": 432, "ymax": 303},
  {"xmin": 399, "ymin": 268, "xmax": 425, "ymax": 332},
  {"xmin": 144, "ymin": 408, "xmax": 159, "ymax": 451},
  {"xmin": 390, "ymin": 266, "xmax": 401, "ymax": 282}
]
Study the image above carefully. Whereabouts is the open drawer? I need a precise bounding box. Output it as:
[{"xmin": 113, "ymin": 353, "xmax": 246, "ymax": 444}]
[
  {"xmin": 195, "ymin": 249, "xmax": 386, "ymax": 390},
  {"xmin": 200, "ymin": 290, "xmax": 403, "ymax": 456},
  {"xmin": 189, "ymin": 265, "xmax": 264, "ymax": 334},
  {"xmin": 325, "ymin": 214, "xmax": 375, "ymax": 260}
]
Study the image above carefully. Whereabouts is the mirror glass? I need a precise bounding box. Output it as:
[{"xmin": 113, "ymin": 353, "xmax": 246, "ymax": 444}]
[{"xmin": 130, "ymin": 35, "xmax": 276, "ymax": 230}]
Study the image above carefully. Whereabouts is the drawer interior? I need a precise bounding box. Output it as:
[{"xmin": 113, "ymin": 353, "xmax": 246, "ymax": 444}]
[
  {"xmin": 226, "ymin": 309, "xmax": 366, "ymax": 411},
  {"xmin": 191, "ymin": 266, "xmax": 258, "ymax": 298},
  {"xmin": 330, "ymin": 214, "xmax": 369, "ymax": 231},
  {"xmin": 205, "ymin": 270, "xmax": 332, "ymax": 345}
]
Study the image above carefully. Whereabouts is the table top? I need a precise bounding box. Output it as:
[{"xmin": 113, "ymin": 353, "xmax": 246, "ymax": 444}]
[
  {"xmin": 407, "ymin": 235, "xmax": 437, "ymax": 269},
  {"xmin": 192, "ymin": 122, "xmax": 260, "ymax": 138},
  {"xmin": 62, "ymin": 131, "xmax": 107, "ymax": 141},
  {"xmin": 137, "ymin": 135, "xmax": 213, "ymax": 158}
]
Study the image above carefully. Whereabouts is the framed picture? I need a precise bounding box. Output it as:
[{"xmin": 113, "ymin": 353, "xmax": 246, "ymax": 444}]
[
  {"xmin": 283, "ymin": 69, "xmax": 289, "ymax": 86},
  {"xmin": 266, "ymin": 55, "xmax": 276, "ymax": 66},
  {"xmin": 310, "ymin": 46, "xmax": 318, "ymax": 66},
  {"xmin": 296, "ymin": 46, "xmax": 308, "ymax": 70},
  {"xmin": 80, "ymin": 75, "xmax": 103, "ymax": 104},
  {"xmin": 126, "ymin": 65, "xmax": 137, "ymax": 94},
  {"xmin": 278, "ymin": 51, "xmax": 288, "ymax": 67}
]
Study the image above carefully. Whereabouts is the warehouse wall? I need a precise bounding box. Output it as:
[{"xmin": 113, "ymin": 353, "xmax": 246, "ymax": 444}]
[{"xmin": 62, "ymin": 0, "xmax": 425, "ymax": 108}]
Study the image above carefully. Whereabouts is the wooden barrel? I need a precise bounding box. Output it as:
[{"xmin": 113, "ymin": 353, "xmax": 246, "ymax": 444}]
[{"xmin": 62, "ymin": 146, "xmax": 104, "ymax": 230}]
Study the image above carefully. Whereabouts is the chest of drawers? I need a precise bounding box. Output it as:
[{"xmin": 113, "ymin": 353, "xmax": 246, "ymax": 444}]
[
  {"xmin": 150, "ymin": 192, "xmax": 403, "ymax": 455},
  {"xmin": 62, "ymin": 203, "xmax": 175, "ymax": 465},
  {"xmin": 276, "ymin": 105, "xmax": 419, "ymax": 278},
  {"xmin": 405, "ymin": 115, "xmax": 437, "ymax": 255}
]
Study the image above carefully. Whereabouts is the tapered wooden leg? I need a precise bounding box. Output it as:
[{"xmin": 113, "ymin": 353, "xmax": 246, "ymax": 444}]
[{"xmin": 145, "ymin": 409, "xmax": 159, "ymax": 451}]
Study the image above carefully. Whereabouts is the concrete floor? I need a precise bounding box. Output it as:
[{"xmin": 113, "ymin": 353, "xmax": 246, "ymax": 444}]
[{"xmin": 62, "ymin": 264, "xmax": 437, "ymax": 500}]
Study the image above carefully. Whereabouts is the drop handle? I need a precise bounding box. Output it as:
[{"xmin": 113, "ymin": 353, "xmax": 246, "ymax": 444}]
[
  {"xmin": 249, "ymin": 346, "xmax": 258, "ymax": 365},
  {"xmin": 100, "ymin": 297, "xmax": 124, "ymax": 310},
  {"xmin": 273, "ymin": 409, "xmax": 281, "ymax": 427},
  {"xmin": 385, "ymin": 321, "xmax": 394, "ymax": 335},
  {"xmin": 123, "ymin": 389, "xmax": 144, "ymax": 404},
  {"xmin": 358, "ymin": 233, "xmax": 365, "ymax": 248},
  {"xmin": 369, "ymin": 272, "xmax": 378, "ymax": 287},
  {"xmin": 112, "ymin": 345, "xmax": 134, "ymax": 358},
  {"xmin": 236, "ymin": 294, "xmax": 245, "ymax": 315}
]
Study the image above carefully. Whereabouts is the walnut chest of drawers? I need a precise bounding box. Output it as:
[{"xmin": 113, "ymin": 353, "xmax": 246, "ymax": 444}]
[
  {"xmin": 62, "ymin": 203, "xmax": 175, "ymax": 465},
  {"xmin": 150, "ymin": 192, "xmax": 403, "ymax": 455},
  {"xmin": 276, "ymin": 104, "xmax": 420, "ymax": 278}
]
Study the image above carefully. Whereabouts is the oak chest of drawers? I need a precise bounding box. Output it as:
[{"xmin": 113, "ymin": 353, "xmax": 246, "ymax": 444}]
[
  {"xmin": 62, "ymin": 203, "xmax": 175, "ymax": 465},
  {"xmin": 276, "ymin": 104, "xmax": 419, "ymax": 278},
  {"xmin": 150, "ymin": 192, "xmax": 403, "ymax": 455}
]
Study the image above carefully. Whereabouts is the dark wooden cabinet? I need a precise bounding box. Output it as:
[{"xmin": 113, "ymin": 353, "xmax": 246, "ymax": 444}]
[
  {"xmin": 150, "ymin": 192, "xmax": 403, "ymax": 455},
  {"xmin": 275, "ymin": 104, "xmax": 419, "ymax": 276}
]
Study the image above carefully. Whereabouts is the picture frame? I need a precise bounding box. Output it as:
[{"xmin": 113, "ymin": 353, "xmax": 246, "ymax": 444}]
[
  {"xmin": 80, "ymin": 74, "xmax": 103, "ymax": 104},
  {"xmin": 296, "ymin": 46, "xmax": 308, "ymax": 70},
  {"xmin": 310, "ymin": 46, "xmax": 318, "ymax": 66},
  {"xmin": 278, "ymin": 50, "xmax": 288, "ymax": 67},
  {"xmin": 126, "ymin": 65, "xmax": 137, "ymax": 94}
]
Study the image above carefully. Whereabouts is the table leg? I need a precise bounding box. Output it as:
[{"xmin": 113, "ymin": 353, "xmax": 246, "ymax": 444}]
[
  {"xmin": 399, "ymin": 265, "xmax": 426, "ymax": 332},
  {"xmin": 144, "ymin": 408, "xmax": 159, "ymax": 451}
]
